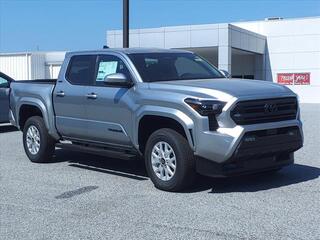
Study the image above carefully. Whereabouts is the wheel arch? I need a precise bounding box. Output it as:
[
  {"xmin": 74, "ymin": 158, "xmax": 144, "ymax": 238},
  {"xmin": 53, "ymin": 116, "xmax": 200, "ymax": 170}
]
[
  {"xmin": 135, "ymin": 106, "xmax": 195, "ymax": 153},
  {"xmin": 17, "ymin": 99, "xmax": 49, "ymax": 130}
]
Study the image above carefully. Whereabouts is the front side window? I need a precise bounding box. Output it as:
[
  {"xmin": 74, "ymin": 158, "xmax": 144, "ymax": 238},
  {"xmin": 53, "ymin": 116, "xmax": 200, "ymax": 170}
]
[
  {"xmin": 66, "ymin": 55, "xmax": 96, "ymax": 85},
  {"xmin": 95, "ymin": 55, "xmax": 131, "ymax": 86},
  {"xmin": 0, "ymin": 76, "xmax": 9, "ymax": 88},
  {"xmin": 128, "ymin": 52, "xmax": 223, "ymax": 82}
]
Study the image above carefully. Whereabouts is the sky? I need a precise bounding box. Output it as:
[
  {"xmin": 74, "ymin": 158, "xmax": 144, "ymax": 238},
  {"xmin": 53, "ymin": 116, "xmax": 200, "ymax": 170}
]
[{"xmin": 0, "ymin": 0, "xmax": 319, "ymax": 52}]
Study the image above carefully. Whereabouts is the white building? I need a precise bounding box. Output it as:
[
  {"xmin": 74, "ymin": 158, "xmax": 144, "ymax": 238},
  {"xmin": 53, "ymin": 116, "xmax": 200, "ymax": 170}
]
[
  {"xmin": 0, "ymin": 51, "xmax": 65, "ymax": 80},
  {"xmin": 107, "ymin": 16, "xmax": 320, "ymax": 103}
]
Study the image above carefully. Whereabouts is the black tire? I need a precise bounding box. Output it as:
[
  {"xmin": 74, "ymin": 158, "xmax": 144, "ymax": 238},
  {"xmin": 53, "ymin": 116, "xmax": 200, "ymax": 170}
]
[
  {"xmin": 23, "ymin": 116, "xmax": 55, "ymax": 163},
  {"xmin": 145, "ymin": 128, "xmax": 196, "ymax": 192}
]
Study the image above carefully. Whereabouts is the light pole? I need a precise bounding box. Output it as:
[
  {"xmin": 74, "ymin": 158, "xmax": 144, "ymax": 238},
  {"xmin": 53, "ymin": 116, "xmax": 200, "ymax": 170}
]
[{"xmin": 123, "ymin": 0, "xmax": 129, "ymax": 48}]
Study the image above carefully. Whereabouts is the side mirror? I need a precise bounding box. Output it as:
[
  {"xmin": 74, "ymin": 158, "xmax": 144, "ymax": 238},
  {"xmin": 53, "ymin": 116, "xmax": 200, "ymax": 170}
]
[
  {"xmin": 103, "ymin": 73, "xmax": 133, "ymax": 88},
  {"xmin": 220, "ymin": 70, "xmax": 231, "ymax": 78}
]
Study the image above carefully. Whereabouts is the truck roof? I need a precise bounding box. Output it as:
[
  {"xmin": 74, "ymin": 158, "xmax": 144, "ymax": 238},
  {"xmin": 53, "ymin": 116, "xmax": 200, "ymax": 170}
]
[{"xmin": 66, "ymin": 48, "xmax": 192, "ymax": 57}]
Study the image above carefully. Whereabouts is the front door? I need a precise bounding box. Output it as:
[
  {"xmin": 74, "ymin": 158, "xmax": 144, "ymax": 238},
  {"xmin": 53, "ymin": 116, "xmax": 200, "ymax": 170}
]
[
  {"xmin": 0, "ymin": 75, "xmax": 10, "ymax": 123},
  {"xmin": 83, "ymin": 54, "xmax": 134, "ymax": 146},
  {"xmin": 53, "ymin": 55, "xmax": 96, "ymax": 140}
]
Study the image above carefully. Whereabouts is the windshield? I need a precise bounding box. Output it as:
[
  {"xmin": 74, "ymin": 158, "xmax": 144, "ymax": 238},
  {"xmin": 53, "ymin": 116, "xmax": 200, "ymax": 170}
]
[{"xmin": 128, "ymin": 52, "xmax": 224, "ymax": 82}]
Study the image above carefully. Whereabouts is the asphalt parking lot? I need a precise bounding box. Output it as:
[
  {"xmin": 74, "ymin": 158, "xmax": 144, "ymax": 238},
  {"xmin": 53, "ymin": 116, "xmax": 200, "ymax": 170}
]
[{"xmin": 0, "ymin": 104, "xmax": 319, "ymax": 240}]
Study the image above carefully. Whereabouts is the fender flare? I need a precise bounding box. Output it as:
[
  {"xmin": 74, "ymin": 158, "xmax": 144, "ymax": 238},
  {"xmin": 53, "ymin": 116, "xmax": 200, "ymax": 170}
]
[
  {"xmin": 134, "ymin": 106, "xmax": 195, "ymax": 150},
  {"xmin": 16, "ymin": 98, "xmax": 60, "ymax": 140},
  {"xmin": 17, "ymin": 98, "xmax": 49, "ymax": 128}
]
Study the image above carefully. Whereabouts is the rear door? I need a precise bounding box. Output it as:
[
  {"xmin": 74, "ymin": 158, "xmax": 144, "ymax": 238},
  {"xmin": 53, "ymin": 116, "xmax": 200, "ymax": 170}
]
[
  {"xmin": 0, "ymin": 74, "xmax": 12, "ymax": 123},
  {"xmin": 53, "ymin": 55, "xmax": 96, "ymax": 139}
]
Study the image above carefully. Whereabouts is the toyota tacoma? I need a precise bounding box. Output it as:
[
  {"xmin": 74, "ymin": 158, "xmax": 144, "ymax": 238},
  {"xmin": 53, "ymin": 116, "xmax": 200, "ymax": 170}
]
[{"xmin": 9, "ymin": 48, "xmax": 303, "ymax": 191}]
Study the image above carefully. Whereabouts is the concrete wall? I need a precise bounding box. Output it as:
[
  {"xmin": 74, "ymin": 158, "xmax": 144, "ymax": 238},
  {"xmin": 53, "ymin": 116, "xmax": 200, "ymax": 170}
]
[
  {"xmin": 107, "ymin": 24, "xmax": 266, "ymax": 75},
  {"xmin": 235, "ymin": 17, "xmax": 320, "ymax": 103}
]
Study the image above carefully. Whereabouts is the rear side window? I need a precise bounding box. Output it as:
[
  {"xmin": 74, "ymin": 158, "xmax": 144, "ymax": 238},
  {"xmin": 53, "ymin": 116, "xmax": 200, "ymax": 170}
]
[{"xmin": 66, "ymin": 55, "xmax": 96, "ymax": 85}]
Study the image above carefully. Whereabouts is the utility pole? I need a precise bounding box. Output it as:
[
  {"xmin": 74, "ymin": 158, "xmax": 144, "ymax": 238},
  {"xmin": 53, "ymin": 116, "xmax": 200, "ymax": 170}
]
[{"xmin": 123, "ymin": 0, "xmax": 129, "ymax": 48}]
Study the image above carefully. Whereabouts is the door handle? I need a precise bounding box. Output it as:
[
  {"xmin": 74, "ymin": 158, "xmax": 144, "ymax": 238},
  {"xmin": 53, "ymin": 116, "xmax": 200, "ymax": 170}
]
[
  {"xmin": 86, "ymin": 93, "xmax": 97, "ymax": 99},
  {"xmin": 56, "ymin": 91, "xmax": 65, "ymax": 97}
]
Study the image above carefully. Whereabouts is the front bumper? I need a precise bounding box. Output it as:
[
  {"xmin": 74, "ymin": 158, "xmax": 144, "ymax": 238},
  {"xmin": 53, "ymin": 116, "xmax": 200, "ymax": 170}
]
[
  {"xmin": 194, "ymin": 118, "xmax": 303, "ymax": 163},
  {"xmin": 195, "ymin": 125, "xmax": 303, "ymax": 177}
]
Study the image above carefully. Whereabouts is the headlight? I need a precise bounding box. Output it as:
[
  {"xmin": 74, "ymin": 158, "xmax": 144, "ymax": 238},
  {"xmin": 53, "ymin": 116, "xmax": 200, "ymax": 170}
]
[{"xmin": 184, "ymin": 98, "xmax": 226, "ymax": 116}]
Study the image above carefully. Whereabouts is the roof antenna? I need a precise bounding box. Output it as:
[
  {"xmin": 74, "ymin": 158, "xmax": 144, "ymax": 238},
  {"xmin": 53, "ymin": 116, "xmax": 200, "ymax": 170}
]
[{"xmin": 103, "ymin": 45, "xmax": 109, "ymax": 49}]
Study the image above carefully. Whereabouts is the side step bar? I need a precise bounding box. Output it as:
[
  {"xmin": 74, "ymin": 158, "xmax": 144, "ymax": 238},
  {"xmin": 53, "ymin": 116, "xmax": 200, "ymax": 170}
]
[{"xmin": 56, "ymin": 141, "xmax": 138, "ymax": 160}]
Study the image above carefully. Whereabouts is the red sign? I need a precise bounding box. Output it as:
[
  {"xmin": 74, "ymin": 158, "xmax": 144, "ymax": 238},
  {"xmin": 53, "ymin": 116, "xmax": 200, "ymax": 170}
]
[
  {"xmin": 277, "ymin": 73, "xmax": 294, "ymax": 85},
  {"xmin": 294, "ymin": 73, "xmax": 310, "ymax": 85},
  {"xmin": 277, "ymin": 73, "xmax": 310, "ymax": 85}
]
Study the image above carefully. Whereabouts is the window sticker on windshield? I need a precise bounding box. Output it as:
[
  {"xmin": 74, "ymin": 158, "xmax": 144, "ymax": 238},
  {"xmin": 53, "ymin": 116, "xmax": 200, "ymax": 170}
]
[{"xmin": 96, "ymin": 61, "xmax": 118, "ymax": 81}]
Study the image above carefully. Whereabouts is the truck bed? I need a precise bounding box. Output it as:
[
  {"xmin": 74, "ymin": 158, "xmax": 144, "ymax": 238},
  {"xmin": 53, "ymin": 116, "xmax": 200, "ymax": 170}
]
[{"xmin": 9, "ymin": 80, "xmax": 57, "ymax": 134}]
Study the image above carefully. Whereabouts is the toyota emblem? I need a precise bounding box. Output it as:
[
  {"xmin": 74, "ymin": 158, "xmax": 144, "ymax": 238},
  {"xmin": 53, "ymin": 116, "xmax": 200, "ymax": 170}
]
[{"xmin": 264, "ymin": 103, "xmax": 278, "ymax": 113}]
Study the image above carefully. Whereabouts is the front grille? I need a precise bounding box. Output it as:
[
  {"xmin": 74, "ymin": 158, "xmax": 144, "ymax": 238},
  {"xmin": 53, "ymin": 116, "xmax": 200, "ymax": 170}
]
[
  {"xmin": 230, "ymin": 97, "xmax": 297, "ymax": 125},
  {"xmin": 235, "ymin": 126, "xmax": 302, "ymax": 159}
]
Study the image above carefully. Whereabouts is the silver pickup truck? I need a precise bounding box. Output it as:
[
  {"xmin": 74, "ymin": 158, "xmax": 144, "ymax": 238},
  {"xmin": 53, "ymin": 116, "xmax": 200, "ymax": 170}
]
[{"xmin": 10, "ymin": 48, "xmax": 303, "ymax": 191}]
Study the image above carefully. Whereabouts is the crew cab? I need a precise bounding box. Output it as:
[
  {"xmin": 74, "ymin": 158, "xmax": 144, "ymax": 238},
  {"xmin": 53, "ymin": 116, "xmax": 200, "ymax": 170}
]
[{"xmin": 9, "ymin": 48, "xmax": 303, "ymax": 191}]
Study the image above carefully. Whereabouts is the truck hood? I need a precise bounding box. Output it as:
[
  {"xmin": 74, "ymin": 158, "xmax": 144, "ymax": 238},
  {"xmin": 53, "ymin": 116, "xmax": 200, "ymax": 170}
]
[{"xmin": 148, "ymin": 78, "xmax": 295, "ymax": 101}]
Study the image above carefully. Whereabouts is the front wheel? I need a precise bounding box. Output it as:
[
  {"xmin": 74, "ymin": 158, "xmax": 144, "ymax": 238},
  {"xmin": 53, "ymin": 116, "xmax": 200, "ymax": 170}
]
[
  {"xmin": 145, "ymin": 128, "xmax": 196, "ymax": 192},
  {"xmin": 23, "ymin": 116, "xmax": 55, "ymax": 163}
]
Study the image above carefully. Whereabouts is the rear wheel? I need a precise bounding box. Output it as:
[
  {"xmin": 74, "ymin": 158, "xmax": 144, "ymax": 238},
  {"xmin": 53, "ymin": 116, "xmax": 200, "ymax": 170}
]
[
  {"xmin": 145, "ymin": 128, "xmax": 195, "ymax": 191},
  {"xmin": 23, "ymin": 116, "xmax": 55, "ymax": 163}
]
